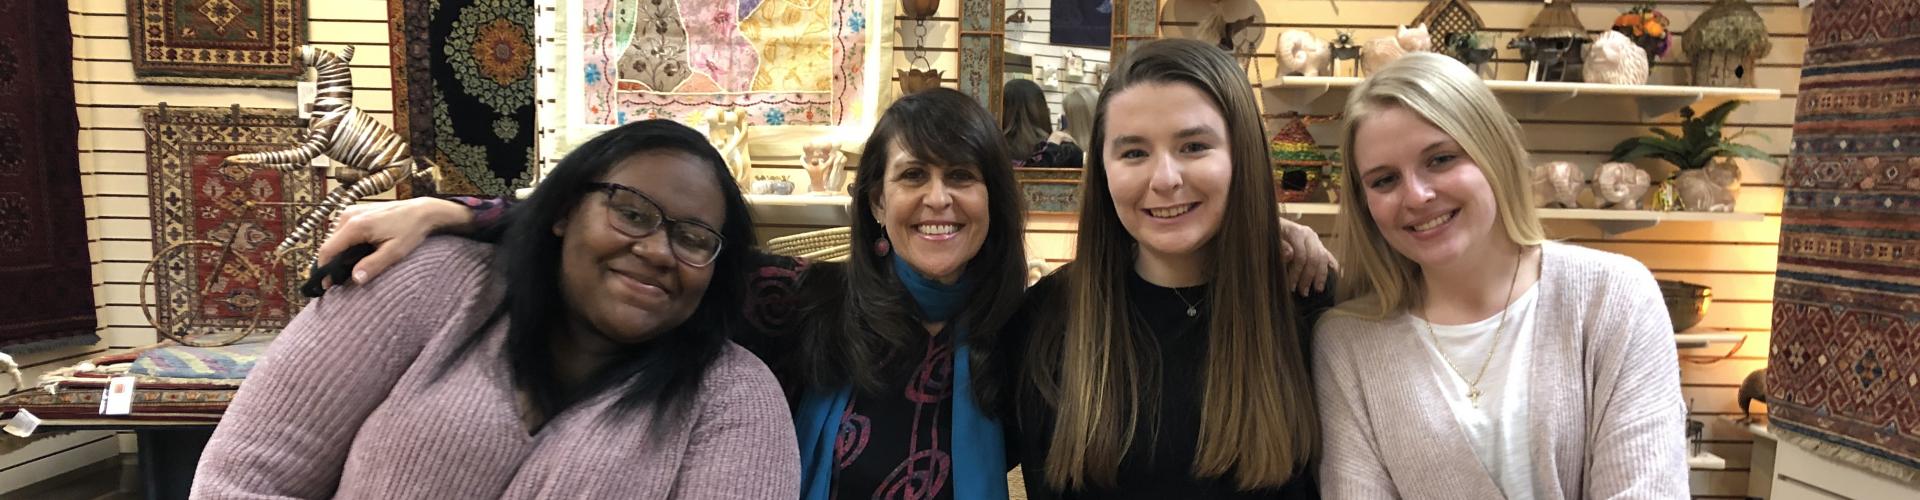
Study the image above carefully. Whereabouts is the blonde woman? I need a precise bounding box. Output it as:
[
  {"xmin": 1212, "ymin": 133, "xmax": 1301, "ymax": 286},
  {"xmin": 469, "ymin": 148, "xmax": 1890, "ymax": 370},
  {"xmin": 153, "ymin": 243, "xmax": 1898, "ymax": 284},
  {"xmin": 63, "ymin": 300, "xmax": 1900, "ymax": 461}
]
[{"xmin": 1313, "ymin": 53, "xmax": 1688, "ymax": 498}]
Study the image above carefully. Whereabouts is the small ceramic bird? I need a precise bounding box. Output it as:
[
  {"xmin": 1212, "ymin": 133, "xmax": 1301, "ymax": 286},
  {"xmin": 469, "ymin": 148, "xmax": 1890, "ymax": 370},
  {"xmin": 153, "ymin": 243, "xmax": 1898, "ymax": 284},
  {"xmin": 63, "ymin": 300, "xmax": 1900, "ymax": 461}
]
[{"xmin": 1739, "ymin": 368, "xmax": 1769, "ymax": 423}]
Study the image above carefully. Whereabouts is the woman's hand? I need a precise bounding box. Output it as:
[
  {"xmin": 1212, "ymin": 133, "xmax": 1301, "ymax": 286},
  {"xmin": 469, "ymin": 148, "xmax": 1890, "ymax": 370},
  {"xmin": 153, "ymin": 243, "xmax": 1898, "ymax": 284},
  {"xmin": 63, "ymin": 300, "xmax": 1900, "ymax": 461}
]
[
  {"xmin": 1279, "ymin": 217, "xmax": 1338, "ymax": 296},
  {"xmin": 314, "ymin": 197, "xmax": 473, "ymax": 286}
]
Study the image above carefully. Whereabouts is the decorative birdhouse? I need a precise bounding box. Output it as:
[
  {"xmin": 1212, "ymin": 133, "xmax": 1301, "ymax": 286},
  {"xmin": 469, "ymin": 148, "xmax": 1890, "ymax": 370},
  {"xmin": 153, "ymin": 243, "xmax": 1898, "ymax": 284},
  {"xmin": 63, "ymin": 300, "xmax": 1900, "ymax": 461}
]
[
  {"xmin": 1269, "ymin": 114, "xmax": 1336, "ymax": 203},
  {"xmin": 1683, "ymin": 0, "xmax": 1772, "ymax": 87},
  {"xmin": 1414, "ymin": 0, "xmax": 1488, "ymax": 60},
  {"xmin": 1510, "ymin": 0, "xmax": 1591, "ymax": 82}
]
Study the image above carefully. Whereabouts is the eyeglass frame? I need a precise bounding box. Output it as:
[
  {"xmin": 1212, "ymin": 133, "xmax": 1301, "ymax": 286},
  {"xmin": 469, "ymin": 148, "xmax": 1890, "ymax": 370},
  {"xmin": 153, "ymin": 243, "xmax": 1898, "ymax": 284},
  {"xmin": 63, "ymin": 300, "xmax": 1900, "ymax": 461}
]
[{"xmin": 585, "ymin": 181, "xmax": 727, "ymax": 268}]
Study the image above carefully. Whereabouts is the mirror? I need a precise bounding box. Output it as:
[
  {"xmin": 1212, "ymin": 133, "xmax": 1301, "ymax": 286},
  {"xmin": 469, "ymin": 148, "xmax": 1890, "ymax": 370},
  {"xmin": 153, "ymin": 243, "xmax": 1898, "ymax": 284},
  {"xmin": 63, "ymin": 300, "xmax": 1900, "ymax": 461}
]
[{"xmin": 1000, "ymin": 0, "xmax": 1111, "ymax": 152}]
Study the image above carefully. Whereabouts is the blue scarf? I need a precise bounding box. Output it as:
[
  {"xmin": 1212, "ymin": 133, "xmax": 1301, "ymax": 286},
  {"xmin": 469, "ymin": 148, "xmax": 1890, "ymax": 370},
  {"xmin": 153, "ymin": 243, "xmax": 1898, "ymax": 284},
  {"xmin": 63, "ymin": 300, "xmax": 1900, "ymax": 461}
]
[{"xmin": 793, "ymin": 255, "xmax": 1008, "ymax": 499}]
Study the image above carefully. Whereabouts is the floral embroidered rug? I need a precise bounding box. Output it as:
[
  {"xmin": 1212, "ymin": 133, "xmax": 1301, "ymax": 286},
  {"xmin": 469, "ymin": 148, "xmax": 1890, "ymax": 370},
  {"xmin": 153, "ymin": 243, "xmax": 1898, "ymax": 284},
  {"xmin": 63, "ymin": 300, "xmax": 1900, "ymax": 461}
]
[
  {"xmin": 0, "ymin": 1, "xmax": 97, "ymax": 352},
  {"xmin": 1768, "ymin": 0, "xmax": 1920, "ymax": 480},
  {"xmin": 143, "ymin": 106, "xmax": 320, "ymax": 337},
  {"xmin": 387, "ymin": 0, "xmax": 537, "ymax": 197},
  {"xmin": 126, "ymin": 0, "xmax": 306, "ymax": 87}
]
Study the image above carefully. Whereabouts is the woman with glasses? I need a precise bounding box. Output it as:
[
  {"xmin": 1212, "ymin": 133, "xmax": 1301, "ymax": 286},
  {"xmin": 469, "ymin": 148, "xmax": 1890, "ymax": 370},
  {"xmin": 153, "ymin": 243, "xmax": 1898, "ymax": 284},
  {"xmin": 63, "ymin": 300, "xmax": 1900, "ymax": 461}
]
[{"xmin": 192, "ymin": 120, "xmax": 799, "ymax": 498}]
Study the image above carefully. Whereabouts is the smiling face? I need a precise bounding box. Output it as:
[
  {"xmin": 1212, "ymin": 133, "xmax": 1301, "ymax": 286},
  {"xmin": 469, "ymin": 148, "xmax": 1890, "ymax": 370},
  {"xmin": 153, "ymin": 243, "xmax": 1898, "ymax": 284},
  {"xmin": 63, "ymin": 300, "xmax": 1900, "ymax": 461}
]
[
  {"xmin": 1351, "ymin": 105, "xmax": 1503, "ymax": 270},
  {"xmin": 1101, "ymin": 81, "xmax": 1234, "ymax": 263},
  {"xmin": 555, "ymin": 150, "xmax": 724, "ymax": 344},
  {"xmin": 871, "ymin": 139, "xmax": 990, "ymax": 284}
]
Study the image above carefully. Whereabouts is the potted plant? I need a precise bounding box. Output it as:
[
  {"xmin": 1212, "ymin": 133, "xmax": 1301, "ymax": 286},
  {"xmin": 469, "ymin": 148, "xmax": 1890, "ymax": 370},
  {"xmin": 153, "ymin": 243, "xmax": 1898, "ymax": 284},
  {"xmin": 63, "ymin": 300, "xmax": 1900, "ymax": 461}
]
[
  {"xmin": 1608, "ymin": 101, "xmax": 1770, "ymax": 211},
  {"xmin": 1611, "ymin": 3, "xmax": 1671, "ymax": 61}
]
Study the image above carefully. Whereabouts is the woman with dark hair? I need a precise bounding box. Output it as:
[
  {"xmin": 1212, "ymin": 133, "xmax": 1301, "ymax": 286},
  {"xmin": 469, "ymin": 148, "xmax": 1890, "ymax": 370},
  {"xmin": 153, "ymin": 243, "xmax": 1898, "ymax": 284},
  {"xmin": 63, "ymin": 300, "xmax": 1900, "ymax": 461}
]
[
  {"xmin": 191, "ymin": 120, "xmax": 799, "ymax": 498},
  {"xmin": 1001, "ymin": 38, "xmax": 1328, "ymax": 499},
  {"xmin": 1004, "ymin": 79, "xmax": 1084, "ymax": 168},
  {"xmin": 304, "ymin": 91, "xmax": 1336, "ymax": 499}
]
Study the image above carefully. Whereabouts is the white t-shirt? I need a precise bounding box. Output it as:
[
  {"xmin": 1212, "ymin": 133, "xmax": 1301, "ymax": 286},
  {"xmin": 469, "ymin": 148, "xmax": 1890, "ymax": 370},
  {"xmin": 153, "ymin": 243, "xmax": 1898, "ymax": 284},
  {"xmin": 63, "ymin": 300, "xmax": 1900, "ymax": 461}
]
[{"xmin": 1414, "ymin": 283, "xmax": 1542, "ymax": 500}]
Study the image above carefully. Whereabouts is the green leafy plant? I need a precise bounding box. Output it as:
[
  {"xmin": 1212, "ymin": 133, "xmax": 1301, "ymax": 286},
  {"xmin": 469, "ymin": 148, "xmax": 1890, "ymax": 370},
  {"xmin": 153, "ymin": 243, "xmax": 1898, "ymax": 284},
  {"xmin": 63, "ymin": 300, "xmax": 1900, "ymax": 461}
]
[{"xmin": 1610, "ymin": 100, "xmax": 1770, "ymax": 171}]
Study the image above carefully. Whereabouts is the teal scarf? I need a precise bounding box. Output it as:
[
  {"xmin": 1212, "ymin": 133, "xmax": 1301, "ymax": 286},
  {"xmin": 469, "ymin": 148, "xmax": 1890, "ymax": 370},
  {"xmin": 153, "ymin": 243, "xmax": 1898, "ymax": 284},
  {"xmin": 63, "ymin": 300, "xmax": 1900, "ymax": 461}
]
[{"xmin": 793, "ymin": 255, "xmax": 1008, "ymax": 499}]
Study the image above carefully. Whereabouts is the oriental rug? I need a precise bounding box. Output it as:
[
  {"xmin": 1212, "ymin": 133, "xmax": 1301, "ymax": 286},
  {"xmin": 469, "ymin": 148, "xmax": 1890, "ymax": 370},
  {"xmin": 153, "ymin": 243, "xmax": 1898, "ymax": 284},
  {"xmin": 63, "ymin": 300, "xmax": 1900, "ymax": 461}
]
[
  {"xmin": 126, "ymin": 0, "xmax": 307, "ymax": 87},
  {"xmin": 1768, "ymin": 0, "xmax": 1920, "ymax": 480},
  {"xmin": 0, "ymin": 1, "xmax": 98, "ymax": 352},
  {"xmin": 143, "ymin": 107, "xmax": 320, "ymax": 338},
  {"xmin": 387, "ymin": 0, "xmax": 537, "ymax": 197}
]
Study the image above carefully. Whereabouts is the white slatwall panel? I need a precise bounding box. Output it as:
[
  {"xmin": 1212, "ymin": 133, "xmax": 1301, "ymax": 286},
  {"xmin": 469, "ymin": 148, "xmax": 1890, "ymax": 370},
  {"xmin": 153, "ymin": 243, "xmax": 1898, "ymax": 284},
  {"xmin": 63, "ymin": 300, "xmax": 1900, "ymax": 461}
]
[{"xmin": 0, "ymin": 2, "xmax": 395, "ymax": 493}]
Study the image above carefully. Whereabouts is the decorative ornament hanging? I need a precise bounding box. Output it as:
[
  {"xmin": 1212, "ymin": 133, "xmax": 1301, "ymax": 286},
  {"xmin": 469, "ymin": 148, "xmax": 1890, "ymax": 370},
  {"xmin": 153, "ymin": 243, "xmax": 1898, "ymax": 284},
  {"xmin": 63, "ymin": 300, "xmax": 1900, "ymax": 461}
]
[{"xmin": 898, "ymin": 0, "xmax": 943, "ymax": 94}]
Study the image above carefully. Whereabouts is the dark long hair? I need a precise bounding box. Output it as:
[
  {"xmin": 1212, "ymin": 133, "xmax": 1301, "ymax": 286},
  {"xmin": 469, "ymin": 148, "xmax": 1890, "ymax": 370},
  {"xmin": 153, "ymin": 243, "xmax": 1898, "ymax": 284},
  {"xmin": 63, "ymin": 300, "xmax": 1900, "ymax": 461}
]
[
  {"xmin": 1026, "ymin": 38, "xmax": 1316, "ymax": 490},
  {"xmin": 1002, "ymin": 79, "xmax": 1053, "ymax": 157},
  {"xmin": 476, "ymin": 119, "xmax": 757, "ymax": 425},
  {"xmin": 792, "ymin": 89, "xmax": 1027, "ymax": 410}
]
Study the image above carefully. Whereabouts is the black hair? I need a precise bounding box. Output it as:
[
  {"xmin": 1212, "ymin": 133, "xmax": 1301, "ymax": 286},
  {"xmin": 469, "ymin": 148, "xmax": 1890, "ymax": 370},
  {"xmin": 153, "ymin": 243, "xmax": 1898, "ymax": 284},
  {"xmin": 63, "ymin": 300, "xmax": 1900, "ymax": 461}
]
[
  {"xmin": 463, "ymin": 119, "xmax": 756, "ymax": 428},
  {"xmin": 791, "ymin": 88, "xmax": 1027, "ymax": 411}
]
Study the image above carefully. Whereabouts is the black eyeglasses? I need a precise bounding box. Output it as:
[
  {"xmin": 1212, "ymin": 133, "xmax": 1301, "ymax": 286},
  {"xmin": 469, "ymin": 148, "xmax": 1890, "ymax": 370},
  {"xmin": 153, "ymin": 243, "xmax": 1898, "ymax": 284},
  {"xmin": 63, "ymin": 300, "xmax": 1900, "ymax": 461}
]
[{"xmin": 587, "ymin": 182, "xmax": 726, "ymax": 267}]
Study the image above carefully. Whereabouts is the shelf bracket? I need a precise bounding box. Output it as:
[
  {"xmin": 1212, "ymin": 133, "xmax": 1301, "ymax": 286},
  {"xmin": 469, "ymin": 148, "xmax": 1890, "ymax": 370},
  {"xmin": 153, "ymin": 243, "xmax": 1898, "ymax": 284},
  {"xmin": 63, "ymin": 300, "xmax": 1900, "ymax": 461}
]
[
  {"xmin": 1638, "ymin": 93, "xmax": 1705, "ymax": 120},
  {"xmin": 1270, "ymin": 84, "xmax": 1331, "ymax": 114},
  {"xmin": 1589, "ymin": 219, "xmax": 1659, "ymax": 236}
]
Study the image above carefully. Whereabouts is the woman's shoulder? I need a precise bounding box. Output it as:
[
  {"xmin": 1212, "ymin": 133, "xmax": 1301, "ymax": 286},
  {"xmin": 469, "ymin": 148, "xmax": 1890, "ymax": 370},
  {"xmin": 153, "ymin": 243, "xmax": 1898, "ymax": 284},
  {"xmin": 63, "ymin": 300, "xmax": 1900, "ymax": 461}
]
[
  {"xmin": 694, "ymin": 342, "xmax": 787, "ymax": 407},
  {"xmin": 1312, "ymin": 299, "xmax": 1409, "ymax": 353},
  {"xmin": 1543, "ymin": 241, "xmax": 1655, "ymax": 285}
]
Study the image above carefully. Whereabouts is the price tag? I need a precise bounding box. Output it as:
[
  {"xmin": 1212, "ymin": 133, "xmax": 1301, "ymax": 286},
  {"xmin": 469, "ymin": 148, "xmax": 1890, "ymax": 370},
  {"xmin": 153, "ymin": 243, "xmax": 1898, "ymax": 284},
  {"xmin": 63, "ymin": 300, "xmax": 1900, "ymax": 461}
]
[
  {"xmin": 101, "ymin": 376, "xmax": 135, "ymax": 416},
  {"xmin": 3, "ymin": 409, "xmax": 40, "ymax": 437}
]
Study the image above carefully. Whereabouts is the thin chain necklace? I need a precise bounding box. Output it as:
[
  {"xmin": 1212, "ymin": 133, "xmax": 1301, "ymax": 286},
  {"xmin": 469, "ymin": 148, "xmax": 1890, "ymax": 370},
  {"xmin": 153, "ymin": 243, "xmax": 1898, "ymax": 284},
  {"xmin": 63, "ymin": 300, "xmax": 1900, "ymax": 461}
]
[
  {"xmin": 1170, "ymin": 287, "xmax": 1202, "ymax": 317},
  {"xmin": 1422, "ymin": 252, "xmax": 1523, "ymax": 408}
]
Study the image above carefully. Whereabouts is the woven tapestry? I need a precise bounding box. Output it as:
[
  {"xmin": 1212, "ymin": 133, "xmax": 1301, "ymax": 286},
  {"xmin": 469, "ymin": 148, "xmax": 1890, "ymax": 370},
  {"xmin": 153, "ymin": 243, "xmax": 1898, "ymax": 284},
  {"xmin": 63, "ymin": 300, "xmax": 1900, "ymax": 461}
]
[
  {"xmin": 126, "ymin": 0, "xmax": 306, "ymax": 87},
  {"xmin": 143, "ymin": 107, "xmax": 320, "ymax": 338},
  {"xmin": 0, "ymin": 1, "xmax": 98, "ymax": 352},
  {"xmin": 1768, "ymin": 0, "xmax": 1920, "ymax": 480},
  {"xmin": 571, "ymin": 0, "xmax": 872, "ymax": 127},
  {"xmin": 387, "ymin": 0, "xmax": 536, "ymax": 197}
]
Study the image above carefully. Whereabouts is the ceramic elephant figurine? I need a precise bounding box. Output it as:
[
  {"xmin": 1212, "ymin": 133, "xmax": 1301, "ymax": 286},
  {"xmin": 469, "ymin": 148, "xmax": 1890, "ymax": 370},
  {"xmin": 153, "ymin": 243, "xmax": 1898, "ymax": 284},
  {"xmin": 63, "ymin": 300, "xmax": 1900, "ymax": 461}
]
[
  {"xmin": 1276, "ymin": 30, "xmax": 1331, "ymax": 77},
  {"xmin": 1531, "ymin": 161, "xmax": 1586, "ymax": 208},
  {"xmin": 1593, "ymin": 162, "xmax": 1652, "ymax": 209}
]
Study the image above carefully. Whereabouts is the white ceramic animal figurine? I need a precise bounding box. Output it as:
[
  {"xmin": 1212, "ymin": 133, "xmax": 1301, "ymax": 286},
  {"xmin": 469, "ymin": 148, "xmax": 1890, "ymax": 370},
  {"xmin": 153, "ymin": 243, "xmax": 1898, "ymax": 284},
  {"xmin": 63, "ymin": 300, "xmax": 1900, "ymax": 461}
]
[
  {"xmin": 705, "ymin": 109, "xmax": 752, "ymax": 189},
  {"xmin": 1593, "ymin": 162, "xmax": 1652, "ymax": 209},
  {"xmin": 1362, "ymin": 24, "xmax": 1432, "ymax": 75},
  {"xmin": 1275, "ymin": 30, "xmax": 1331, "ymax": 77},
  {"xmin": 1674, "ymin": 162, "xmax": 1740, "ymax": 211},
  {"xmin": 1531, "ymin": 161, "xmax": 1586, "ymax": 208},
  {"xmin": 1584, "ymin": 30, "xmax": 1650, "ymax": 85}
]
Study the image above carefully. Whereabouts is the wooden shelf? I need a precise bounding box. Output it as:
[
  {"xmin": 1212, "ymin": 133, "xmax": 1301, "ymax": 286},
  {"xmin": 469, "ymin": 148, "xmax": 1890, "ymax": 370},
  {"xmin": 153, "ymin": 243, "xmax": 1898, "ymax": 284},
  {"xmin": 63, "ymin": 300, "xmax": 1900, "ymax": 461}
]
[
  {"xmin": 745, "ymin": 194, "xmax": 853, "ymax": 226},
  {"xmin": 1258, "ymin": 76, "xmax": 1781, "ymax": 119},
  {"xmin": 1279, "ymin": 203, "xmax": 1762, "ymax": 234},
  {"xmin": 1690, "ymin": 451, "xmax": 1728, "ymax": 470},
  {"xmin": 1675, "ymin": 332, "xmax": 1746, "ymax": 349}
]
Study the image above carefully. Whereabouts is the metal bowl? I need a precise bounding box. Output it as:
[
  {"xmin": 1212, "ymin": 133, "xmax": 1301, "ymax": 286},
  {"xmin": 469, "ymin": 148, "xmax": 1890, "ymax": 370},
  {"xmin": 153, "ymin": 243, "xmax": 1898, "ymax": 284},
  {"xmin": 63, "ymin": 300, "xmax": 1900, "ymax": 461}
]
[{"xmin": 1659, "ymin": 280, "xmax": 1712, "ymax": 332}]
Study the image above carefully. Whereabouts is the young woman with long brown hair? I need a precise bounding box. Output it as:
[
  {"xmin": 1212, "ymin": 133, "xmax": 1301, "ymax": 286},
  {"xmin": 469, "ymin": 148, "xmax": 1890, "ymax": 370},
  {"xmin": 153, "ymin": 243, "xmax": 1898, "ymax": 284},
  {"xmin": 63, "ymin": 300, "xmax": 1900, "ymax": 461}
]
[{"xmin": 1000, "ymin": 38, "xmax": 1326, "ymax": 499}]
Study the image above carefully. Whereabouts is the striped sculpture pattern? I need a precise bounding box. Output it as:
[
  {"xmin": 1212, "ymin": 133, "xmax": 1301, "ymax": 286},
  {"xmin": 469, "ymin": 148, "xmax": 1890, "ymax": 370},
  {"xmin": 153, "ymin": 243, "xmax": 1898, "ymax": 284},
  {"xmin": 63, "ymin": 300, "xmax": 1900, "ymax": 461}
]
[{"xmin": 222, "ymin": 45, "xmax": 436, "ymax": 264}]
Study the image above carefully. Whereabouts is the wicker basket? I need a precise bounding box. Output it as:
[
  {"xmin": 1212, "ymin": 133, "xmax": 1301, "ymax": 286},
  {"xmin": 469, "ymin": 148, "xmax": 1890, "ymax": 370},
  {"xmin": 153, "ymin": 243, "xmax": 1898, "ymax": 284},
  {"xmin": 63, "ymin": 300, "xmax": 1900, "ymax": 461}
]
[{"xmin": 765, "ymin": 226, "xmax": 852, "ymax": 262}]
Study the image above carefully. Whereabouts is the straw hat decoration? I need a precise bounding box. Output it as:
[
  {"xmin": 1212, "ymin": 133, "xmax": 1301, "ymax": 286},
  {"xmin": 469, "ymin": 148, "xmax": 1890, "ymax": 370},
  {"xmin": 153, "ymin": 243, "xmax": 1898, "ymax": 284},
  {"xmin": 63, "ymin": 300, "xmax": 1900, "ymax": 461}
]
[{"xmin": 1682, "ymin": 0, "xmax": 1772, "ymax": 87}]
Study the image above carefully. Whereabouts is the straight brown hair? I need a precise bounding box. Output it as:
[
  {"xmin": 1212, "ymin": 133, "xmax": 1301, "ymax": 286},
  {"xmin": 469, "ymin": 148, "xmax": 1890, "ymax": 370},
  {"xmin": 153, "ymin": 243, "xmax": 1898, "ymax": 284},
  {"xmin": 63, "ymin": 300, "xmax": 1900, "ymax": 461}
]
[{"xmin": 1024, "ymin": 38, "xmax": 1317, "ymax": 491}]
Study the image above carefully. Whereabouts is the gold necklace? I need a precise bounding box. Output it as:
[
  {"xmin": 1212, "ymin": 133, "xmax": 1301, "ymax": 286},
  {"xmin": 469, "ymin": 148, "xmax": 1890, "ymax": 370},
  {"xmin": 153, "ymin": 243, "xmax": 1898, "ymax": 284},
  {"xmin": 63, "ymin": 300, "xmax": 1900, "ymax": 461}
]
[
  {"xmin": 1171, "ymin": 287, "xmax": 1202, "ymax": 317},
  {"xmin": 1422, "ymin": 253, "xmax": 1523, "ymax": 407}
]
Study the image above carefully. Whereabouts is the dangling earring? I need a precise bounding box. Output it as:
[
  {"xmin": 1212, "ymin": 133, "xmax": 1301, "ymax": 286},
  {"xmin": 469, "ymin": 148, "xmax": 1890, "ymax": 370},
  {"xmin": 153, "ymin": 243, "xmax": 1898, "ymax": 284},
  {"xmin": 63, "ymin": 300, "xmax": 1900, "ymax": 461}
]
[{"xmin": 874, "ymin": 235, "xmax": 892, "ymax": 257}]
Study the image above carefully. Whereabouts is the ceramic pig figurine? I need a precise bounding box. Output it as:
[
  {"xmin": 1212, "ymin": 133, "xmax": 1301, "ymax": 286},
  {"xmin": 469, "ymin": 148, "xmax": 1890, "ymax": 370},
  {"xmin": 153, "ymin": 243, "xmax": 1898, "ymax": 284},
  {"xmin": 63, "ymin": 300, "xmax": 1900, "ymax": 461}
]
[
  {"xmin": 1276, "ymin": 30, "xmax": 1331, "ymax": 77},
  {"xmin": 1674, "ymin": 162, "xmax": 1740, "ymax": 211},
  {"xmin": 1531, "ymin": 161, "xmax": 1586, "ymax": 208},
  {"xmin": 1362, "ymin": 24, "xmax": 1432, "ymax": 74},
  {"xmin": 1584, "ymin": 31, "xmax": 1650, "ymax": 85},
  {"xmin": 1592, "ymin": 162, "xmax": 1652, "ymax": 209}
]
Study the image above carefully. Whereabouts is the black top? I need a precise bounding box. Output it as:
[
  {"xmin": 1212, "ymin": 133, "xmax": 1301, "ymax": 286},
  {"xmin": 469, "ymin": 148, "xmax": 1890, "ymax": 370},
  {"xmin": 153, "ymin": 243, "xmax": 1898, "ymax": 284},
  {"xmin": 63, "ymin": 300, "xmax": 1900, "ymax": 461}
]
[
  {"xmin": 733, "ymin": 257, "xmax": 961, "ymax": 500},
  {"xmin": 1004, "ymin": 267, "xmax": 1334, "ymax": 500},
  {"xmin": 828, "ymin": 325, "xmax": 958, "ymax": 500}
]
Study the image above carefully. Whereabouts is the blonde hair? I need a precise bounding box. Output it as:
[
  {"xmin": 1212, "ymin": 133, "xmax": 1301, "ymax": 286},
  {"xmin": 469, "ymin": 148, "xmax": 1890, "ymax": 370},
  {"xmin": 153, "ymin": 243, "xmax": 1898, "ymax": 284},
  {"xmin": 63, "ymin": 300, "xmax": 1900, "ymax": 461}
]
[
  {"xmin": 1334, "ymin": 52, "xmax": 1546, "ymax": 317},
  {"xmin": 1027, "ymin": 38, "xmax": 1315, "ymax": 491},
  {"xmin": 1062, "ymin": 87, "xmax": 1097, "ymax": 148}
]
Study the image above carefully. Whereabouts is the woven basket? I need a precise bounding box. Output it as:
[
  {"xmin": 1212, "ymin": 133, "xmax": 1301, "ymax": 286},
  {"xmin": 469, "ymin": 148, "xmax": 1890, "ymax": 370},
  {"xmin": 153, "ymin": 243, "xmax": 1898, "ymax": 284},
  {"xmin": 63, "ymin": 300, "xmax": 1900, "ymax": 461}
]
[{"xmin": 765, "ymin": 226, "xmax": 853, "ymax": 262}]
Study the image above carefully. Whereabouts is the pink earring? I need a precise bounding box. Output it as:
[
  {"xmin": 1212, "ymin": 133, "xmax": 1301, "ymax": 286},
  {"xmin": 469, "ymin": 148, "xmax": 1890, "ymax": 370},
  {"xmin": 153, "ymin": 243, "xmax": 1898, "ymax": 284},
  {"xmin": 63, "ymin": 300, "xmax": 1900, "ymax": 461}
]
[{"xmin": 874, "ymin": 236, "xmax": 891, "ymax": 257}]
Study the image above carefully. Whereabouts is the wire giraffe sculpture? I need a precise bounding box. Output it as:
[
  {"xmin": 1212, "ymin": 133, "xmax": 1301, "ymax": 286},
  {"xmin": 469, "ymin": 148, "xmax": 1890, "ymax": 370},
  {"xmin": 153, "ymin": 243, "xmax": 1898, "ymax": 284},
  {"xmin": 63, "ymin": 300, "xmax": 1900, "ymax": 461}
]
[{"xmin": 222, "ymin": 45, "xmax": 438, "ymax": 263}]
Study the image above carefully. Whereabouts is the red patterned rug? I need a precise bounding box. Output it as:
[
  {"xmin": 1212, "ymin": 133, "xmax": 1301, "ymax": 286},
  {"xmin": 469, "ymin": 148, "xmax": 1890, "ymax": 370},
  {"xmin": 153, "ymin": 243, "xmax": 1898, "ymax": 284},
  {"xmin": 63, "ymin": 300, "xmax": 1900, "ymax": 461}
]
[
  {"xmin": 0, "ymin": 1, "xmax": 98, "ymax": 352},
  {"xmin": 1769, "ymin": 0, "xmax": 1920, "ymax": 480},
  {"xmin": 143, "ymin": 107, "xmax": 321, "ymax": 337},
  {"xmin": 126, "ymin": 0, "xmax": 306, "ymax": 87}
]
